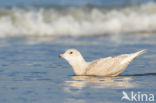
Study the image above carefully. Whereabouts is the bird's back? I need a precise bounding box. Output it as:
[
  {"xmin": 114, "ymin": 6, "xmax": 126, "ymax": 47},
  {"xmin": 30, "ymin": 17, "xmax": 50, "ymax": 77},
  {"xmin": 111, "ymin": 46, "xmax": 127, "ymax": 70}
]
[
  {"xmin": 85, "ymin": 55, "xmax": 127, "ymax": 76},
  {"xmin": 85, "ymin": 50, "xmax": 145, "ymax": 76}
]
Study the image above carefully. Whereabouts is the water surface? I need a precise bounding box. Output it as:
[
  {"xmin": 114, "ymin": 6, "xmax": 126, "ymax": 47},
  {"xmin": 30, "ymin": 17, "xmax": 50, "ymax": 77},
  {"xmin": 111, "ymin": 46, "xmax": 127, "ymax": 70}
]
[{"xmin": 0, "ymin": 35, "xmax": 155, "ymax": 103}]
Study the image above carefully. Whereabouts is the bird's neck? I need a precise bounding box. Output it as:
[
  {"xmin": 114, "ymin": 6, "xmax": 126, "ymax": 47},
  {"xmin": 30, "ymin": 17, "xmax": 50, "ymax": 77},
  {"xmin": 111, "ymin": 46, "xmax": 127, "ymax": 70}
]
[{"xmin": 70, "ymin": 59, "xmax": 88, "ymax": 75}]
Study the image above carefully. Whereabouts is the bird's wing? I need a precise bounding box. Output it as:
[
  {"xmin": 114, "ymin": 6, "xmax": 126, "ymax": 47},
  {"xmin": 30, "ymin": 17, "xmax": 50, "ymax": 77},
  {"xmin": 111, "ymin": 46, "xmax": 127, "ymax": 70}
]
[
  {"xmin": 85, "ymin": 55, "xmax": 129, "ymax": 76},
  {"xmin": 85, "ymin": 50, "xmax": 145, "ymax": 76}
]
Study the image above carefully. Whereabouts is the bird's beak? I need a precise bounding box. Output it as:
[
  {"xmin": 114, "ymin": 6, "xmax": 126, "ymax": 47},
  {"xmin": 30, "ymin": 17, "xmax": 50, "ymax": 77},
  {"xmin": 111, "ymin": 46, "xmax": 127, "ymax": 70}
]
[{"xmin": 58, "ymin": 54, "xmax": 63, "ymax": 58}]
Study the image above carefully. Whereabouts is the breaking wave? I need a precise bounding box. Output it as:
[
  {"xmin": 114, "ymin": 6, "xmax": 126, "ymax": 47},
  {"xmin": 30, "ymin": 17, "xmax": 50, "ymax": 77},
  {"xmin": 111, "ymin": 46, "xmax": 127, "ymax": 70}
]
[{"xmin": 0, "ymin": 2, "xmax": 156, "ymax": 38}]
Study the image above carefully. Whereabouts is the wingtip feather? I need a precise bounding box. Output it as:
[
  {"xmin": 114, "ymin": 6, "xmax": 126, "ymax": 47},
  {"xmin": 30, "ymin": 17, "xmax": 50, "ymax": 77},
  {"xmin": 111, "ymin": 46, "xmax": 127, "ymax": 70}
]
[{"xmin": 137, "ymin": 49, "xmax": 147, "ymax": 55}]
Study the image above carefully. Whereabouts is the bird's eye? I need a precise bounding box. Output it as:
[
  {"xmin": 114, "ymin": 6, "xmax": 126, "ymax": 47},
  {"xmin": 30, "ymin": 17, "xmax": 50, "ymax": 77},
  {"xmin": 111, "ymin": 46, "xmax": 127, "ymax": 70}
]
[{"xmin": 69, "ymin": 51, "xmax": 73, "ymax": 54}]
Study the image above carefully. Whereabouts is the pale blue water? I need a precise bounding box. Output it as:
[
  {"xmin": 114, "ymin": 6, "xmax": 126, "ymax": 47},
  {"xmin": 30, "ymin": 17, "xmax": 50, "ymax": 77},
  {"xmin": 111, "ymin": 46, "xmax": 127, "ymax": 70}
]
[{"xmin": 0, "ymin": 35, "xmax": 155, "ymax": 103}]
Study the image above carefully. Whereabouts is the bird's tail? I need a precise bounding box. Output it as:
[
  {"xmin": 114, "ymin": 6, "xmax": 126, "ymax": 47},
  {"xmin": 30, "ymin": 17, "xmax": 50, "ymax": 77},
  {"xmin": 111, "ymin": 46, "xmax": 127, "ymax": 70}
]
[
  {"xmin": 132, "ymin": 49, "xmax": 146, "ymax": 59},
  {"xmin": 121, "ymin": 49, "xmax": 146, "ymax": 65}
]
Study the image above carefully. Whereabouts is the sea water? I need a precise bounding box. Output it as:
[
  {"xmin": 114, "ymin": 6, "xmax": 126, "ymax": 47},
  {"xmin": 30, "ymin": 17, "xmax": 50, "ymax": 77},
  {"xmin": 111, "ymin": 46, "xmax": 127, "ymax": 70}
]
[
  {"xmin": 0, "ymin": 35, "xmax": 155, "ymax": 103},
  {"xmin": 0, "ymin": 0, "xmax": 156, "ymax": 103}
]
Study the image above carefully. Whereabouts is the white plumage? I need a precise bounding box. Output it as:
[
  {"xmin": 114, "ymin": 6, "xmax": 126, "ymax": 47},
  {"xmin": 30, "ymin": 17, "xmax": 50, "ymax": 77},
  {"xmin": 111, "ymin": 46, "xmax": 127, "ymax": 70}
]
[{"xmin": 59, "ymin": 49, "xmax": 146, "ymax": 76}]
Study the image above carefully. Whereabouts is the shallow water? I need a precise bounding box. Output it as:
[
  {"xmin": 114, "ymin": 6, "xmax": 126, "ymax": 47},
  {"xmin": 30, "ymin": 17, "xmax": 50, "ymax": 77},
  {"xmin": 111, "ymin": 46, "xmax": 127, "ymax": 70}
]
[{"xmin": 0, "ymin": 34, "xmax": 155, "ymax": 103}]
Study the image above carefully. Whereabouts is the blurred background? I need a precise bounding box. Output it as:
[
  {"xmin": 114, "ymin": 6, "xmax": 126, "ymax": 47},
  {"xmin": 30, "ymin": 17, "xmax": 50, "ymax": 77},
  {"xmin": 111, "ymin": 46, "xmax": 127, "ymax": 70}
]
[
  {"xmin": 0, "ymin": 0, "xmax": 156, "ymax": 103},
  {"xmin": 0, "ymin": 0, "xmax": 156, "ymax": 37}
]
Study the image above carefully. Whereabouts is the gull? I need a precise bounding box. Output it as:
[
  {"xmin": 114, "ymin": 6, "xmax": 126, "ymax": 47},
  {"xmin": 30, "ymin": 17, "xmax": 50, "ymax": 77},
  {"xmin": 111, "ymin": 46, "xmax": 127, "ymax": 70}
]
[{"xmin": 59, "ymin": 49, "xmax": 146, "ymax": 76}]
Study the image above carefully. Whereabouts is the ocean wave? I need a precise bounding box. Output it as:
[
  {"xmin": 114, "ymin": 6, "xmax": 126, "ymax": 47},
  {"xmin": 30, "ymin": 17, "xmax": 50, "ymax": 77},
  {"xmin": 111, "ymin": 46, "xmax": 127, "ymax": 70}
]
[{"xmin": 0, "ymin": 2, "xmax": 156, "ymax": 38}]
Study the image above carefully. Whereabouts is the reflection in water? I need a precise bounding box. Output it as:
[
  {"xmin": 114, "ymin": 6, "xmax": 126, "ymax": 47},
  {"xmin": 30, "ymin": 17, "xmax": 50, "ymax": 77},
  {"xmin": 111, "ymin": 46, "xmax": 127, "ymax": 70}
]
[
  {"xmin": 66, "ymin": 98, "xmax": 86, "ymax": 103},
  {"xmin": 64, "ymin": 76, "xmax": 137, "ymax": 90},
  {"xmin": 64, "ymin": 76, "xmax": 137, "ymax": 103}
]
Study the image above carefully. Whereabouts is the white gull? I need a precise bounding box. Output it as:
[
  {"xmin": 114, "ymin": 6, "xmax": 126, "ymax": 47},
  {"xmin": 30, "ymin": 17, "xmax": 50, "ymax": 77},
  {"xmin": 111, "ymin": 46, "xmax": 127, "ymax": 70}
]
[{"xmin": 59, "ymin": 49, "xmax": 146, "ymax": 76}]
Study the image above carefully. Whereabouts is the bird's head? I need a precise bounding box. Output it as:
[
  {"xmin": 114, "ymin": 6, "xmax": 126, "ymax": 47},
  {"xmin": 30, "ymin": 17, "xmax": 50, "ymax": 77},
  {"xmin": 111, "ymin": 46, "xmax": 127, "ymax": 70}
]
[{"xmin": 59, "ymin": 49, "xmax": 85, "ymax": 65}]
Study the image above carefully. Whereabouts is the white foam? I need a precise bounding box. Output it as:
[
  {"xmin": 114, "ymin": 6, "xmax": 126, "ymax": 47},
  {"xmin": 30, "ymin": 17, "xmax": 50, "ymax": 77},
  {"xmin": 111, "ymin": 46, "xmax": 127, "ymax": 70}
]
[{"xmin": 0, "ymin": 2, "xmax": 156, "ymax": 38}]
